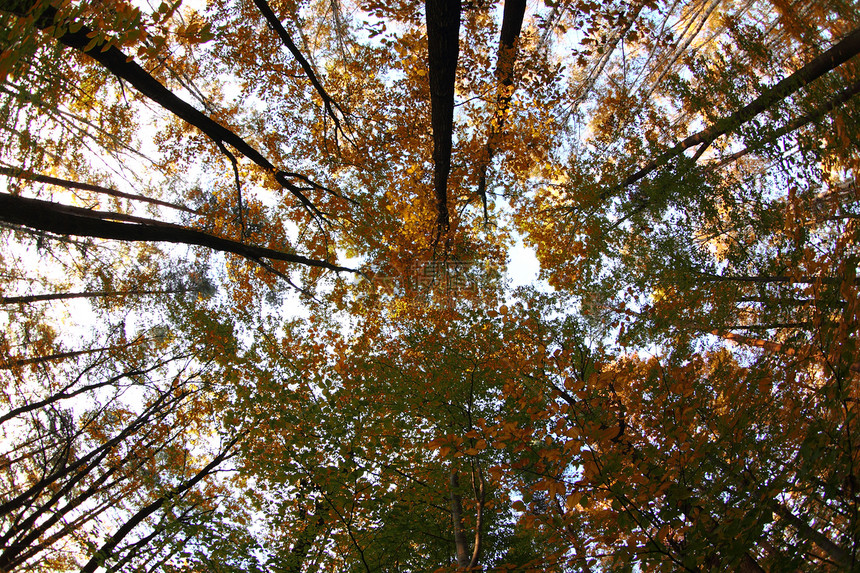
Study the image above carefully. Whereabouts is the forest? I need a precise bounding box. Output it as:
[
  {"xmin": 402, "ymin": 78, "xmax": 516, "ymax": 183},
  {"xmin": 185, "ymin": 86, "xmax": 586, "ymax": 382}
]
[{"xmin": 0, "ymin": 0, "xmax": 859, "ymax": 570}]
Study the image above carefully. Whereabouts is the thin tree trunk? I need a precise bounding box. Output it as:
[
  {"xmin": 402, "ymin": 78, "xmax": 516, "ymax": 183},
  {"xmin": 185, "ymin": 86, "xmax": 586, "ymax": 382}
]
[
  {"xmin": 714, "ymin": 331, "xmax": 799, "ymax": 356},
  {"xmin": 251, "ymin": 0, "xmax": 345, "ymax": 134},
  {"xmin": 0, "ymin": 465, "xmax": 120, "ymax": 571},
  {"xmin": 475, "ymin": 0, "xmax": 527, "ymax": 219},
  {"xmin": 0, "ymin": 288, "xmax": 189, "ymax": 305},
  {"xmin": 0, "ymin": 388, "xmax": 182, "ymax": 547},
  {"xmin": 0, "ymin": 166, "xmax": 195, "ymax": 213},
  {"xmin": 0, "ymin": 337, "xmax": 146, "ymax": 370},
  {"xmin": 425, "ymin": 0, "xmax": 462, "ymax": 235},
  {"xmin": 0, "ymin": 355, "xmax": 184, "ymax": 426},
  {"xmin": 715, "ymin": 330, "xmax": 860, "ymax": 373},
  {"xmin": 79, "ymin": 434, "xmax": 241, "ymax": 573},
  {"xmin": 609, "ymin": 25, "xmax": 860, "ymax": 196},
  {"xmin": 468, "ymin": 463, "xmax": 485, "ymax": 569},
  {"xmin": 285, "ymin": 499, "xmax": 326, "ymax": 573},
  {"xmin": 449, "ymin": 469, "xmax": 470, "ymax": 568},
  {"xmin": 696, "ymin": 272, "xmax": 857, "ymax": 285},
  {"xmin": 0, "ymin": 193, "xmax": 355, "ymax": 273}
]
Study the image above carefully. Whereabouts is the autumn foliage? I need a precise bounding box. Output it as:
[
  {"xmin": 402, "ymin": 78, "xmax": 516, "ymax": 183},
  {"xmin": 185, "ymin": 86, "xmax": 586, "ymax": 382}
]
[{"xmin": 0, "ymin": 0, "xmax": 859, "ymax": 570}]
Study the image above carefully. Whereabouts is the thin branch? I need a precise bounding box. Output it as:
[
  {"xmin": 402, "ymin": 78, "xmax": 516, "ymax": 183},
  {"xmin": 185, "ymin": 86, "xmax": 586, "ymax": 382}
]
[
  {"xmin": 214, "ymin": 140, "xmax": 246, "ymax": 238},
  {"xmin": 251, "ymin": 0, "xmax": 349, "ymax": 140}
]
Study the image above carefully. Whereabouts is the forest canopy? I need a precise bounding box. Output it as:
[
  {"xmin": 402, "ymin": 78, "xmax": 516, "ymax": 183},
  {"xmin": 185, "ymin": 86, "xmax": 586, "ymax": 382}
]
[{"xmin": 1, "ymin": 0, "xmax": 859, "ymax": 570}]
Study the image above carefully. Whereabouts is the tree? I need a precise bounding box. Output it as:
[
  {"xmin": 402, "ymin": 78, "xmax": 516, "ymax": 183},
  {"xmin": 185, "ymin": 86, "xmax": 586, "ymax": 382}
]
[{"xmin": 1, "ymin": 0, "xmax": 859, "ymax": 570}]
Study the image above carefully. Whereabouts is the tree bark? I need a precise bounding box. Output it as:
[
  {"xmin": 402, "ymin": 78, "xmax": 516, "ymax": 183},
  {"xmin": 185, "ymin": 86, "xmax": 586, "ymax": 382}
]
[
  {"xmin": 0, "ymin": 356, "xmax": 180, "ymax": 426},
  {"xmin": 449, "ymin": 469, "xmax": 470, "ymax": 568},
  {"xmin": 696, "ymin": 272, "xmax": 858, "ymax": 285},
  {"xmin": 425, "ymin": 0, "xmax": 461, "ymax": 235},
  {"xmin": 0, "ymin": 387, "xmax": 180, "ymax": 522}
]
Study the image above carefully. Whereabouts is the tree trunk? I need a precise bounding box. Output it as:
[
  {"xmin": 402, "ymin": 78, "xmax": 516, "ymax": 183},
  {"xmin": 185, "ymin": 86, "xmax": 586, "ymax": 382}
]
[
  {"xmin": 770, "ymin": 501, "xmax": 851, "ymax": 570},
  {"xmin": 0, "ymin": 288, "xmax": 190, "ymax": 305},
  {"xmin": 251, "ymin": 0, "xmax": 344, "ymax": 133},
  {"xmin": 449, "ymin": 469, "xmax": 470, "ymax": 568},
  {"xmin": 611, "ymin": 25, "xmax": 860, "ymax": 196},
  {"xmin": 79, "ymin": 434, "xmax": 241, "ymax": 573},
  {"xmin": 475, "ymin": 0, "xmax": 527, "ymax": 218},
  {"xmin": 0, "ymin": 338, "xmax": 146, "ymax": 370},
  {"xmin": 705, "ymin": 78, "xmax": 860, "ymax": 173},
  {"xmin": 0, "ymin": 167, "xmax": 196, "ymax": 213},
  {"xmin": 0, "ymin": 193, "xmax": 354, "ymax": 273},
  {"xmin": 425, "ymin": 0, "xmax": 461, "ymax": 234}
]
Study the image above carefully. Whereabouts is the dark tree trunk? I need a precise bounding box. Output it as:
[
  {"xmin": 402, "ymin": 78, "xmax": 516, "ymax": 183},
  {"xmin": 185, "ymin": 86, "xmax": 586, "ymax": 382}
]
[
  {"xmin": 425, "ymin": 0, "xmax": 461, "ymax": 235},
  {"xmin": 611, "ymin": 25, "xmax": 860, "ymax": 196},
  {"xmin": 476, "ymin": 0, "xmax": 527, "ymax": 218},
  {"xmin": 251, "ymin": 0, "xmax": 345, "ymax": 133},
  {"xmin": 0, "ymin": 193, "xmax": 354, "ymax": 273},
  {"xmin": 0, "ymin": 0, "xmax": 326, "ymax": 216},
  {"xmin": 1, "ymin": 289, "xmax": 189, "ymax": 305}
]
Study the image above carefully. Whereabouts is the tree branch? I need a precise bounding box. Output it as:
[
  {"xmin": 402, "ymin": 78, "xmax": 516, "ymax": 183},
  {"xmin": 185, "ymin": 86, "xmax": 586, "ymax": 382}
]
[{"xmin": 251, "ymin": 0, "xmax": 348, "ymax": 139}]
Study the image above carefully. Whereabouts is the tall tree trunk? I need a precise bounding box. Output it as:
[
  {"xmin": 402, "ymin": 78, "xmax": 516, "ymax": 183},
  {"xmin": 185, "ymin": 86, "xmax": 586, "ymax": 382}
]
[
  {"xmin": 611, "ymin": 25, "xmax": 860, "ymax": 197},
  {"xmin": 425, "ymin": 0, "xmax": 461, "ymax": 235},
  {"xmin": 475, "ymin": 0, "xmax": 527, "ymax": 219},
  {"xmin": 713, "ymin": 331, "xmax": 860, "ymax": 373},
  {"xmin": 704, "ymin": 78, "xmax": 860, "ymax": 173},
  {"xmin": 0, "ymin": 193, "xmax": 354, "ymax": 273},
  {"xmin": 0, "ymin": 357, "xmax": 181, "ymax": 426}
]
